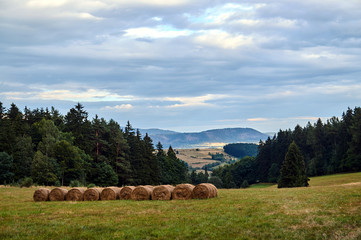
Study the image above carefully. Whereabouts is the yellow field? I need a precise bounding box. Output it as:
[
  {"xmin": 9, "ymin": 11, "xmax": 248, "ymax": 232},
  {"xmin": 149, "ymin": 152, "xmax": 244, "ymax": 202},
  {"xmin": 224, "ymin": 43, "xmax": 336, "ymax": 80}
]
[{"xmin": 175, "ymin": 148, "xmax": 234, "ymax": 169}]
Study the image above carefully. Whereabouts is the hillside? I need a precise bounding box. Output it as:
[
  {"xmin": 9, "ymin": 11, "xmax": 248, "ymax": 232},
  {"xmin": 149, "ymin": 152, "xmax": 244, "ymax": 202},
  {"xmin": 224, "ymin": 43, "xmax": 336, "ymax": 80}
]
[
  {"xmin": 141, "ymin": 128, "xmax": 268, "ymax": 149},
  {"xmin": 175, "ymin": 148, "xmax": 235, "ymax": 170}
]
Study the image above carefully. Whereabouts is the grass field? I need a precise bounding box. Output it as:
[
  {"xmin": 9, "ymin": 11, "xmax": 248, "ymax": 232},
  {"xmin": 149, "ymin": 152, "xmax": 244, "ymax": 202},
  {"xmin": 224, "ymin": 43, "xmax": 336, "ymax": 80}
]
[{"xmin": 0, "ymin": 172, "xmax": 360, "ymax": 240}]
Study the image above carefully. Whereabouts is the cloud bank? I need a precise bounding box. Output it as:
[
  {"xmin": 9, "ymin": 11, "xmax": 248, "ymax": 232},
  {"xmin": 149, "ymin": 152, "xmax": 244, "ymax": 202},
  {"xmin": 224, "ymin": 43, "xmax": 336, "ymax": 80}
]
[{"xmin": 1, "ymin": 0, "xmax": 361, "ymax": 132}]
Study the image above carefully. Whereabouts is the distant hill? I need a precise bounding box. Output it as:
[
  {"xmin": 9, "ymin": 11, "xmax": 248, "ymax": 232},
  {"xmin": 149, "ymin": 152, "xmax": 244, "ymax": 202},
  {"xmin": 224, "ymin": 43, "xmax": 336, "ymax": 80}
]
[
  {"xmin": 139, "ymin": 128, "xmax": 179, "ymax": 136},
  {"xmin": 140, "ymin": 128, "xmax": 268, "ymax": 149}
]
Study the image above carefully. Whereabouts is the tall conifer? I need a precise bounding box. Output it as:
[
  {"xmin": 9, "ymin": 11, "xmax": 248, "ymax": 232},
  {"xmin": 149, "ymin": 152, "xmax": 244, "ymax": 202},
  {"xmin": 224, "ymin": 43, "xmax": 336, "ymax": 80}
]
[{"xmin": 278, "ymin": 141, "xmax": 309, "ymax": 188}]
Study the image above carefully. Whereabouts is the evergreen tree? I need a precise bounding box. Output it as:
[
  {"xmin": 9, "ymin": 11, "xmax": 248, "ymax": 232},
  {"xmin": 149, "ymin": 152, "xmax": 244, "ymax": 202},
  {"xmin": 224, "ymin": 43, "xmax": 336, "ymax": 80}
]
[
  {"xmin": 278, "ymin": 142, "xmax": 309, "ymax": 188},
  {"xmin": 345, "ymin": 107, "xmax": 361, "ymax": 171},
  {"xmin": 108, "ymin": 119, "xmax": 132, "ymax": 185},
  {"xmin": 12, "ymin": 136, "xmax": 34, "ymax": 181},
  {"xmin": 64, "ymin": 103, "xmax": 92, "ymax": 153},
  {"xmin": 143, "ymin": 133, "xmax": 159, "ymax": 185},
  {"xmin": 267, "ymin": 163, "xmax": 279, "ymax": 183},
  {"xmin": 0, "ymin": 152, "xmax": 14, "ymax": 184},
  {"xmin": 0, "ymin": 102, "xmax": 5, "ymax": 119}
]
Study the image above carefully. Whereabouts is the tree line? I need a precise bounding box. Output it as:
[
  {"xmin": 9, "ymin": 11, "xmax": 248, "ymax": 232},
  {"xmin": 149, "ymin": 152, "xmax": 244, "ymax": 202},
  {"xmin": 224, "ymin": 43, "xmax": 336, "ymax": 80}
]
[
  {"xmin": 212, "ymin": 107, "xmax": 361, "ymax": 188},
  {"xmin": 0, "ymin": 102, "xmax": 188, "ymax": 187}
]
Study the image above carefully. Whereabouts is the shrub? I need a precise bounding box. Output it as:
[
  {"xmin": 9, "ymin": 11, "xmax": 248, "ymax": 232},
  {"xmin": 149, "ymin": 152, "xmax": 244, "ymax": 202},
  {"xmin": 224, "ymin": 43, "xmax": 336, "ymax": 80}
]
[
  {"xmin": 69, "ymin": 180, "xmax": 82, "ymax": 187},
  {"xmin": 241, "ymin": 180, "xmax": 249, "ymax": 188},
  {"xmin": 20, "ymin": 177, "xmax": 33, "ymax": 188},
  {"xmin": 54, "ymin": 180, "xmax": 61, "ymax": 187},
  {"xmin": 87, "ymin": 183, "xmax": 96, "ymax": 188},
  {"xmin": 208, "ymin": 176, "xmax": 223, "ymax": 189}
]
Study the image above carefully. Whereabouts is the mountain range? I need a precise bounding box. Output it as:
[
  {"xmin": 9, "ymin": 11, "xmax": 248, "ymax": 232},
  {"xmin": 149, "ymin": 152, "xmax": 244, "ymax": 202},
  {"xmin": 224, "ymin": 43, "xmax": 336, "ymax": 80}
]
[{"xmin": 139, "ymin": 128, "xmax": 269, "ymax": 149}]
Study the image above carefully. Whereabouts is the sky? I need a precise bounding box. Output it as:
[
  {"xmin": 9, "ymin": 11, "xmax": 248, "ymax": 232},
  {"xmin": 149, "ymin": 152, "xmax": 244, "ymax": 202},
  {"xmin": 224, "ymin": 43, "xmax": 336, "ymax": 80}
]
[{"xmin": 1, "ymin": 0, "xmax": 361, "ymax": 133}]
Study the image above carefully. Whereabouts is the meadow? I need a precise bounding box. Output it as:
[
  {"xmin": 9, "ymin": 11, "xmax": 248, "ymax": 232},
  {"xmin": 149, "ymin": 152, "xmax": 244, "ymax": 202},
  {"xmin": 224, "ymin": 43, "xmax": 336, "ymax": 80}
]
[{"xmin": 0, "ymin": 172, "xmax": 360, "ymax": 240}]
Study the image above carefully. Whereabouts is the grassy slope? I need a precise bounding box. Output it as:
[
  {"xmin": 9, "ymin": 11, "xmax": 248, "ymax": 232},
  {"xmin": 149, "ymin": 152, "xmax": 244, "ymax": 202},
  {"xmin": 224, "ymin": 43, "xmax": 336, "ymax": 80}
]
[
  {"xmin": 176, "ymin": 148, "xmax": 233, "ymax": 169},
  {"xmin": 0, "ymin": 172, "xmax": 360, "ymax": 240}
]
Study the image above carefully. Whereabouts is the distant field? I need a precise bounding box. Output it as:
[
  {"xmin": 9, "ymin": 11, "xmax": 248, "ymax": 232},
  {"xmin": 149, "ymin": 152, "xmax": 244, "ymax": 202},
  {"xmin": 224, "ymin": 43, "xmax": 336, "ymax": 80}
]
[
  {"xmin": 176, "ymin": 148, "xmax": 234, "ymax": 169},
  {"xmin": 0, "ymin": 172, "xmax": 360, "ymax": 239}
]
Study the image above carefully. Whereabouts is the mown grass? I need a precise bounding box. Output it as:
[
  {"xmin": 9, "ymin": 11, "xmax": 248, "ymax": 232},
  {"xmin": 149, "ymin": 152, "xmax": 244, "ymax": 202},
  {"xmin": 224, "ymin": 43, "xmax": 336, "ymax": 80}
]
[{"xmin": 0, "ymin": 172, "xmax": 360, "ymax": 240}]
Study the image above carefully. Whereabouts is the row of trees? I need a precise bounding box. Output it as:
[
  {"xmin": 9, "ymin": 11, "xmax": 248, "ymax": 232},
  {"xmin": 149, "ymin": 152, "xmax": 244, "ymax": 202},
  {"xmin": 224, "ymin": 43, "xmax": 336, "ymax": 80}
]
[
  {"xmin": 0, "ymin": 102, "xmax": 189, "ymax": 186},
  {"xmin": 211, "ymin": 107, "xmax": 361, "ymax": 188},
  {"xmin": 223, "ymin": 143, "xmax": 258, "ymax": 159}
]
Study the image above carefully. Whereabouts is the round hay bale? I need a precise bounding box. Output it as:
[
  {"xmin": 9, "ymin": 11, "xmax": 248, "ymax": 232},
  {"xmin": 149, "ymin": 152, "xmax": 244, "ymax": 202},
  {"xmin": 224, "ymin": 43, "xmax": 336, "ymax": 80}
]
[
  {"xmin": 49, "ymin": 188, "xmax": 68, "ymax": 201},
  {"xmin": 100, "ymin": 187, "xmax": 121, "ymax": 200},
  {"xmin": 173, "ymin": 184, "xmax": 195, "ymax": 200},
  {"xmin": 151, "ymin": 185, "xmax": 174, "ymax": 200},
  {"xmin": 33, "ymin": 188, "xmax": 50, "ymax": 202},
  {"xmin": 192, "ymin": 183, "xmax": 218, "ymax": 199},
  {"xmin": 131, "ymin": 186, "xmax": 153, "ymax": 201},
  {"xmin": 119, "ymin": 186, "xmax": 135, "ymax": 200},
  {"xmin": 65, "ymin": 188, "xmax": 85, "ymax": 201},
  {"xmin": 84, "ymin": 188, "xmax": 102, "ymax": 201}
]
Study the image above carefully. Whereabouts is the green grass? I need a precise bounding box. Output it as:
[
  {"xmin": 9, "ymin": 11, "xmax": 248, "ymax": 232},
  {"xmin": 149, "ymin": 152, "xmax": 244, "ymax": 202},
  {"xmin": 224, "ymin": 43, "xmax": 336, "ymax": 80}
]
[
  {"xmin": 0, "ymin": 172, "xmax": 360, "ymax": 240},
  {"xmin": 249, "ymin": 183, "xmax": 276, "ymax": 188}
]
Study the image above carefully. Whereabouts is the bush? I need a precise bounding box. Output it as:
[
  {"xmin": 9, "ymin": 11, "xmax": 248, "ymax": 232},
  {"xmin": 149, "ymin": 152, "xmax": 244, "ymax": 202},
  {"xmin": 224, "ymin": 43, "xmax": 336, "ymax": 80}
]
[
  {"xmin": 20, "ymin": 177, "xmax": 33, "ymax": 188},
  {"xmin": 208, "ymin": 176, "xmax": 223, "ymax": 189},
  {"xmin": 69, "ymin": 180, "xmax": 81, "ymax": 187},
  {"xmin": 87, "ymin": 183, "xmax": 96, "ymax": 188},
  {"xmin": 241, "ymin": 180, "xmax": 249, "ymax": 188},
  {"xmin": 54, "ymin": 180, "xmax": 61, "ymax": 187}
]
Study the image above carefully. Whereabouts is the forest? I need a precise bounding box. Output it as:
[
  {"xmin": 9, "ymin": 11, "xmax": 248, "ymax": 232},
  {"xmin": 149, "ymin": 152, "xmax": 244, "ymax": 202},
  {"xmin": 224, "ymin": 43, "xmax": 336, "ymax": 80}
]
[
  {"xmin": 1, "ymin": 101, "xmax": 360, "ymax": 189},
  {"xmin": 212, "ymin": 107, "xmax": 361, "ymax": 188},
  {"xmin": 0, "ymin": 102, "xmax": 188, "ymax": 187}
]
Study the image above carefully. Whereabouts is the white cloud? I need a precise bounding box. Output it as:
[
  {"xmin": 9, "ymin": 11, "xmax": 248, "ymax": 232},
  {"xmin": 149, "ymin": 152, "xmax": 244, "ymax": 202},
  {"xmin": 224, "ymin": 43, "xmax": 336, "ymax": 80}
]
[
  {"xmin": 162, "ymin": 94, "xmax": 228, "ymax": 108},
  {"xmin": 27, "ymin": 0, "xmax": 68, "ymax": 8},
  {"xmin": 124, "ymin": 25, "xmax": 193, "ymax": 39},
  {"xmin": 247, "ymin": 118, "xmax": 269, "ymax": 122},
  {"xmin": 194, "ymin": 30, "xmax": 253, "ymax": 49},
  {"xmin": 102, "ymin": 104, "xmax": 134, "ymax": 111},
  {"xmin": 1, "ymin": 89, "xmax": 135, "ymax": 102}
]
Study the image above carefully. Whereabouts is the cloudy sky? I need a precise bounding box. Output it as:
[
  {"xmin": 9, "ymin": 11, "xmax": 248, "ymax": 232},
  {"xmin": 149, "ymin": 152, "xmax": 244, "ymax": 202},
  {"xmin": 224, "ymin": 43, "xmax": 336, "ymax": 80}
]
[{"xmin": 1, "ymin": 0, "xmax": 361, "ymax": 133}]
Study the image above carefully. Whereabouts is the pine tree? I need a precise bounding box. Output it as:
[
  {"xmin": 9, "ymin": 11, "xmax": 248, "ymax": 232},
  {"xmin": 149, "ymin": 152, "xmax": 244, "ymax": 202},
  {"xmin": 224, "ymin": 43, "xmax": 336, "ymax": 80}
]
[
  {"xmin": 64, "ymin": 103, "xmax": 92, "ymax": 153},
  {"xmin": 0, "ymin": 152, "xmax": 14, "ymax": 184},
  {"xmin": 278, "ymin": 141, "xmax": 309, "ymax": 188},
  {"xmin": 12, "ymin": 136, "xmax": 34, "ymax": 181},
  {"xmin": 345, "ymin": 107, "xmax": 361, "ymax": 171}
]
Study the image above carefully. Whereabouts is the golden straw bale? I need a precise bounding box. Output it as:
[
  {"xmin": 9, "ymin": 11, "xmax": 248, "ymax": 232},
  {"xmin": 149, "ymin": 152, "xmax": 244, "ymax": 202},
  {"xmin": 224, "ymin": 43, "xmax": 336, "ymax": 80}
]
[
  {"xmin": 33, "ymin": 188, "xmax": 50, "ymax": 202},
  {"xmin": 65, "ymin": 188, "xmax": 86, "ymax": 201},
  {"xmin": 151, "ymin": 185, "xmax": 174, "ymax": 200},
  {"xmin": 49, "ymin": 188, "xmax": 68, "ymax": 201},
  {"xmin": 131, "ymin": 186, "xmax": 153, "ymax": 201},
  {"xmin": 84, "ymin": 188, "xmax": 103, "ymax": 201},
  {"xmin": 172, "ymin": 184, "xmax": 195, "ymax": 200},
  {"xmin": 192, "ymin": 183, "xmax": 218, "ymax": 199},
  {"xmin": 100, "ymin": 187, "xmax": 122, "ymax": 200},
  {"xmin": 119, "ymin": 186, "xmax": 135, "ymax": 200}
]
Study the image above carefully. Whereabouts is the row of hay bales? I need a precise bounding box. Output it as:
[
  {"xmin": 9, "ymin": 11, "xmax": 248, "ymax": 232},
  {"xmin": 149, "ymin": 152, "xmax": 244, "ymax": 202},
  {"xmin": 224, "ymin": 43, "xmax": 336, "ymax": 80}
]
[{"xmin": 33, "ymin": 183, "xmax": 217, "ymax": 202}]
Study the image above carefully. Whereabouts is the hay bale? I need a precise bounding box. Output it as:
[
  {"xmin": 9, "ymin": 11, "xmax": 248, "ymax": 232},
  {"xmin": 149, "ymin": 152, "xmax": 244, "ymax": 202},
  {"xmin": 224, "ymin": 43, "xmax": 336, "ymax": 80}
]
[
  {"xmin": 100, "ymin": 187, "xmax": 122, "ymax": 200},
  {"xmin": 151, "ymin": 185, "xmax": 174, "ymax": 200},
  {"xmin": 49, "ymin": 187, "xmax": 68, "ymax": 201},
  {"xmin": 173, "ymin": 184, "xmax": 195, "ymax": 200},
  {"xmin": 84, "ymin": 188, "xmax": 103, "ymax": 201},
  {"xmin": 192, "ymin": 183, "xmax": 218, "ymax": 199},
  {"xmin": 65, "ymin": 188, "xmax": 85, "ymax": 201},
  {"xmin": 119, "ymin": 186, "xmax": 135, "ymax": 200},
  {"xmin": 33, "ymin": 188, "xmax": 50, "ymax": 202},
  {"xmin": 131, "ymin": 185, "xmax": 153, "ymax": 201}
]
